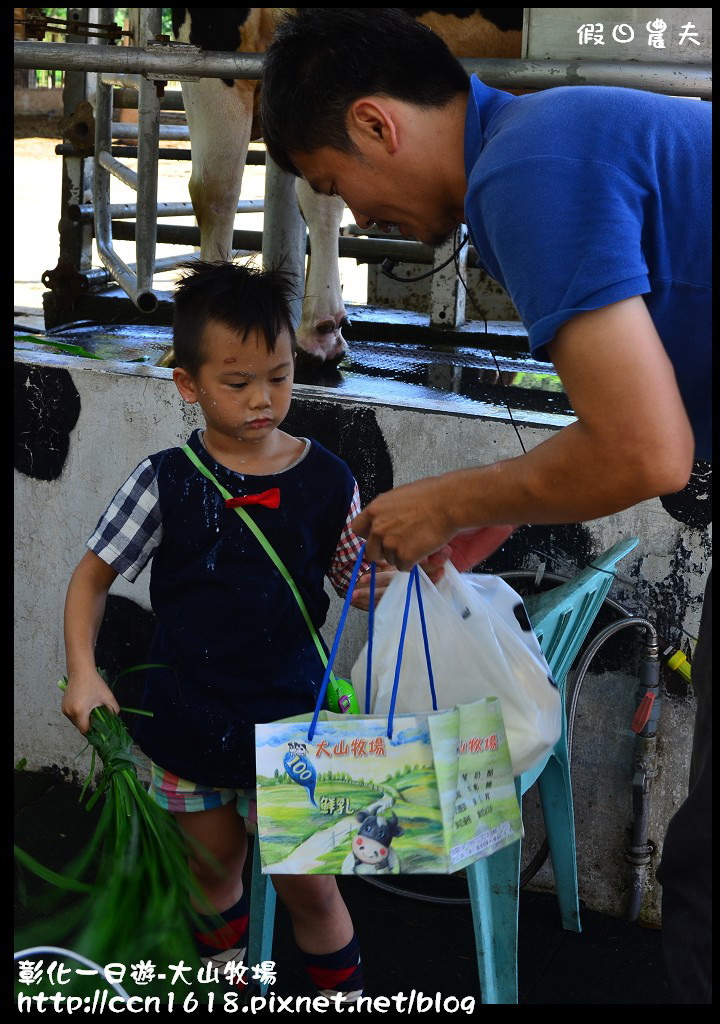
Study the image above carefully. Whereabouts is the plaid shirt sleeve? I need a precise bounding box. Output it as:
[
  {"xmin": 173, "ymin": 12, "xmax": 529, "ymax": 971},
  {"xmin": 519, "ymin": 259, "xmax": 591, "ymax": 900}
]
[
  {"xmin": 328, "ymin": 482, "xmax": 370, "ymax": 596},
  {"xmin": 87, "ymin": 458, "xmax": 163, "ymax": 582}
]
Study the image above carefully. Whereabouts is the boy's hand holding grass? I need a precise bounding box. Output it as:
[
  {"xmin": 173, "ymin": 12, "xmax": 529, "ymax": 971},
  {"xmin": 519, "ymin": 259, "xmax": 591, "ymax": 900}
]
[{"xmin": 61, "ymin": 669, "xmax": 121, "ymax": 735}]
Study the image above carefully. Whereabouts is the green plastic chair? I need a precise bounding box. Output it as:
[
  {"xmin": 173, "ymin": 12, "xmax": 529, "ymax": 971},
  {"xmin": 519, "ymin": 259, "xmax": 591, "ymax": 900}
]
[
  {"xmin": 235, "ymin": 795, "xmax": 276, "ymax": 993},
  {"xmin": 466, "ymin": 537, "xmax": 639, "ymax": 1003},
  {"xmin": 241, "ymin": 537, "xmax": 639, "ymax": 1003}
]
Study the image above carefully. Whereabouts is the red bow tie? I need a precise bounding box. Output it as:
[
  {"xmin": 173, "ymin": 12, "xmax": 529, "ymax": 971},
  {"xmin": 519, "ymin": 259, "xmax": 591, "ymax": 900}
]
[{"xmin": 225, "ymin": 488, "xmax": 280, "ymax": 510}]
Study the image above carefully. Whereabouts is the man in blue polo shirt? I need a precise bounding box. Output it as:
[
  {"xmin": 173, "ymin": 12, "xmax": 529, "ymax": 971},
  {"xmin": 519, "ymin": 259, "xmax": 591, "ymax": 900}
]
[{"xmin": 258, "ymin": 9, "xmax": 711, "ymax": 1004}]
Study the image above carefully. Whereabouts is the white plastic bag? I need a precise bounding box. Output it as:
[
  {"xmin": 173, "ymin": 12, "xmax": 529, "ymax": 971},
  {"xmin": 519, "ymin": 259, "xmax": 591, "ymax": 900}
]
[{"xmin": 351, "ymin": 563, "xmax": 562, "ymax": 777}]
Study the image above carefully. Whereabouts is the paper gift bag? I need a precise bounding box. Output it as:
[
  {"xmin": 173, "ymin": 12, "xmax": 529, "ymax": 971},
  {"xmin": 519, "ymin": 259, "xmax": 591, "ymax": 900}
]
[
  {"xmin": 255, "ymin": 554, "xmax": 522, "ymax": 875},
  {"xmin": 256, "ymin": 699, "xmax": 522, "ymax": 875}
]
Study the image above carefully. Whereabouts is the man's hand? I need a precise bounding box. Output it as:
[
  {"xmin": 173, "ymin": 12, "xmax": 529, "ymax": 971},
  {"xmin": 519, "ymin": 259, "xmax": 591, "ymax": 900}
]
[
  {"xmin": 352, "ymin": 476, "xmax": 515, "ymax": 573},
  {"xmin": 351, "ymin": 476, "xmax": 459, "ymax": 570}
]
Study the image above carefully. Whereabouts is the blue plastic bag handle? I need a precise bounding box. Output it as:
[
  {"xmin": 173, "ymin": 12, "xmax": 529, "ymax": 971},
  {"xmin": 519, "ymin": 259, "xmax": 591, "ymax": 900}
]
[
  {"xmin": 308, "ymin": 554, "xmax": 437, "ymax": 741},
  {"xmin": 365, "ymin": 563, "xmax": 376, "ymax": 715},
  {"xmin": 308, "ymin": 543, "xmax": 367, "ymax": 741},
  {"xmin": 385, "ymin": 567, "xmax": 438, "ymax": 736}
]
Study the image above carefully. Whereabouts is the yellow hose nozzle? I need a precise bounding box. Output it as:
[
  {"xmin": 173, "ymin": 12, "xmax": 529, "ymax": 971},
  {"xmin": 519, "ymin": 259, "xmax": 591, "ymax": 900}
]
[{"xmin": 666, "ymin": 650, "xmax": 692, "ymax": 684}]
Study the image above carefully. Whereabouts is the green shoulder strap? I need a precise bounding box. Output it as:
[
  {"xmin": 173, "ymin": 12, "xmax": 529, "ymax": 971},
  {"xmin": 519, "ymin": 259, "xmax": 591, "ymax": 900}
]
[{"xmin": 181, "ymin": 444, "xmax": 333, "ymax": 677}]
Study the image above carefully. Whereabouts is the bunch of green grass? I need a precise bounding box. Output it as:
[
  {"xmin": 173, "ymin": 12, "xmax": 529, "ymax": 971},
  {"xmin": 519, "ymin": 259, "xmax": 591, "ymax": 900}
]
[{"xmin": 14, "ymin": 670, "xmax": 224, "ymax": 1002}]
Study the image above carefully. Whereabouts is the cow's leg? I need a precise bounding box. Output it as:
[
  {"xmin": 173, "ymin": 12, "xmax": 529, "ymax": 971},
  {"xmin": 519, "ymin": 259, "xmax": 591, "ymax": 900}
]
[
  {"xmin": 181, "ymin": 78, "xmax": 254, "ymax": 261},
  {"xmin": 295, "ymin": 178, "xmax": 349, "ymax": 362}
]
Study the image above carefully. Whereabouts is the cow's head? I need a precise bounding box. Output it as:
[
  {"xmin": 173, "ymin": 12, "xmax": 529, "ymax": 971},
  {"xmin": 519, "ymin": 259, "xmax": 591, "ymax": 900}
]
[{"xmin": 351, "ymin": 807, "xmax": 404, "ymax": 866}]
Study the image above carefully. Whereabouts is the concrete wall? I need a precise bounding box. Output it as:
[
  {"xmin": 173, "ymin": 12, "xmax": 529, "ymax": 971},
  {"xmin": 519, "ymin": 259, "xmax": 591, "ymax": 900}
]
[
  {"xmin": 14, "ymin": 86, "xmax": 64, "ymax": 117},
  {"xmin": 14, "ymin": 349, "xmax": 711, "ymax": 925}
]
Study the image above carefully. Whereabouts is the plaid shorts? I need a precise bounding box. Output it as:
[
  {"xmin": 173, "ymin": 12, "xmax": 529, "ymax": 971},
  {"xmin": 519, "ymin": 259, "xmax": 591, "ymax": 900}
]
[{"xmin": 149, "ymin": 763, "xmax": 257, "ymax": 822}]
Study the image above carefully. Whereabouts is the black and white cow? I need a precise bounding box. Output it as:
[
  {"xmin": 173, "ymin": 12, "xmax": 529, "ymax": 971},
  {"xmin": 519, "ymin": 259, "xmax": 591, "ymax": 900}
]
[
  {"xmin": 341, "ymin": 803, "xmax": 405, "ymax": 875},
  {"xmin": 171, "ymin": 9, "xmax": 524, "ymax": 361}
]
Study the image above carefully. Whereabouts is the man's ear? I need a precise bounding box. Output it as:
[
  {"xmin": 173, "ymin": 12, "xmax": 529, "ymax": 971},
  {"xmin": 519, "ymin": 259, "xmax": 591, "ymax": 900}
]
[
  {"xmin": 173, "ymin": 366, "xmax": 199, "ymax": 404},
  {"xmin": 349, "ymin": 98, "xmax": 399, "ymax": 154}
]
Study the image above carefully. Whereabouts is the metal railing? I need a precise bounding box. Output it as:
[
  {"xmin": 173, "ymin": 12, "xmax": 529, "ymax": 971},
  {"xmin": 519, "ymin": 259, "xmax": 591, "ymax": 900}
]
[
  {"xmin": 14, "ymin": 41, "xmax": 712, "ymax": 97},
  {"xmin": 14, "ymin": 31, "xmax": 712, "ymax": 322}
]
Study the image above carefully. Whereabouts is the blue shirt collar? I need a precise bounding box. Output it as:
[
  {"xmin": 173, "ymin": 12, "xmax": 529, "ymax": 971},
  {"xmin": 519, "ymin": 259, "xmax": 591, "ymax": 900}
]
[{"xmin": 464, "ymin": 76, "xmax": 517, "ymax": 182}]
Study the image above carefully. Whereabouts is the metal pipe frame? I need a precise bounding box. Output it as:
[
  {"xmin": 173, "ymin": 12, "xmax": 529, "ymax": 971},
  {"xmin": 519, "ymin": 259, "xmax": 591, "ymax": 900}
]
[
  {"xmin": 97, "ymin": 149, "xmax": 139, "ymax": 191},
  {"xmin": 55, "ymin": 144, "xmax": 193, "ymax": 161},
  {"xmin": 107, "ymin": 222, "xmax": 441, "ymax": 266},
  {"xmin": 91, "ymin": 9, "xmax": 161, "ymax": 313},
  {"xmin": 55, "ymin": 8, "xmax": 94, "ymax": 278},
  {"xmin": 112, "ymin": 86, "xmax": 185, "ymax": 110},
  {"xmin": 14, "ymin": 40, "xmax": 265, "ymax": 81},
  {"xmin": 81, "ymin": 252, "xmax": 198, "ymax": 287},
  {"xmin": 15, "ymin": 28, "xmax": 711, "ymax": 322},
  {"xmin": 109, "ymin": 122, "xmax": 189, "ymax": 141},
  {"xmin": 55, "ymin": 143, "xmax": 266, "ymax": 165},
  {"xmin": 71, "ymin": 199, "xmax": 264, "ymax": 223},
  {"xmin": 14, "ymin": 40, "xmax": 711, "ymax": 97}
]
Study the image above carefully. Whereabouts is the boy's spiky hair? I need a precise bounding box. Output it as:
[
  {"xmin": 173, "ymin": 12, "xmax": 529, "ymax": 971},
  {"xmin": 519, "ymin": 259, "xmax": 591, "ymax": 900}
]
[{"xmin": 172, "ymin": 258, "xmax": 299, "ymax": 375}]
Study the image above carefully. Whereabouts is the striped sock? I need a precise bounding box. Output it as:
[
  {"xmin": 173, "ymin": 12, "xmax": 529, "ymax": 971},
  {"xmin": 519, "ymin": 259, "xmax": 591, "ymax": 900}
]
[
  {"xmin": 299, "ymin": 933, "xmax": 364, "ymax": 1002},
  {"xmin": 193, "ymin": 892, "xmax": 249, "ymax": 987}
]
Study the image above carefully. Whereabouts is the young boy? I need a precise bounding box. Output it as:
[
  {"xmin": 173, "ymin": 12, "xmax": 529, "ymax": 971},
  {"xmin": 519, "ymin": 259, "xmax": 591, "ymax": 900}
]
[{"xmin": 61, "ymin": 259, "xmax": 394, "ymax": 1001}]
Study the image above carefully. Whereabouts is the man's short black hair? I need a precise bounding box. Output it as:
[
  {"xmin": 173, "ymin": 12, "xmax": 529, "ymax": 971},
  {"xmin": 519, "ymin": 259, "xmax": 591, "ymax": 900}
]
[
  {"xmin": 260, "ymin": 8, "xmax": 469, "ymax": 175},
  {"xmin": 172, "ymin": 259, "xmax": 298, "ymax": 375}
]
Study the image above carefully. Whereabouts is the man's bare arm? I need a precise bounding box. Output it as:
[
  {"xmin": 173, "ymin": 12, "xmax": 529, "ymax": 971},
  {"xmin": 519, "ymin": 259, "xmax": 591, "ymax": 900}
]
[{"xmin": 352, "ymin": 297, "xmax": 694, "ymax": 569}]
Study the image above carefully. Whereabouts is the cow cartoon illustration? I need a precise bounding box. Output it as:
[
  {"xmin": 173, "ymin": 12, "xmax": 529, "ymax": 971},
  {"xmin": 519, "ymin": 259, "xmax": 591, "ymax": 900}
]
[{"xmin": 341, "ymin": 801, "xmax": 405, "ymax": 875}]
